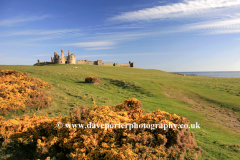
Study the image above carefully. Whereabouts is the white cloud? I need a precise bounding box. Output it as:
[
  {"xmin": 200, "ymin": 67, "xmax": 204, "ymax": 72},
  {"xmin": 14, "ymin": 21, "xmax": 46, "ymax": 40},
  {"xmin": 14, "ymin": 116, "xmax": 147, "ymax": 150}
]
[
  {"xmin": 33, "ymin": 54, "xmax": 51, "ymax": 57},
  {"xmin": 212, "ymin": 30, "xmax": 240, "ymax": 34},
  {"xmin": 0, "ymin": 29, "xmax": 81, "ymax": 37},
  {"xmin": 184, "ymin": 17, "xmax": 240, "ymax": 30},
  {"xmin": 115, "ymin": 17, "xmax": 240, "ymax": 36},
  {"xmin": 102, "ymin": 59, "xmax": 121, "ymax": 62},
  {"xmin": 20, "ymin": 59, "xmax": 36, "ymax": 61},
  {"xmin": 109, "ymin": 0, "xmax": 240, "ymax": 22},
  {"xmin": 0, "ymin": 41, "xmax": 54, "ymax": 47},
  {"xmin": 76, "ymin": 53, "xmax": 162, "ymax": 58},
  {"xmin": 0, "ymin": 15, "xmax": 49, "ymax": 27},
  {"xmin": 64, "ymin": 41, "xmax": 116, "ymax": 48},
  {"xmin": 85, "ymin": 47, "xmax": 115, "ymax": 50},
  {"xmin": 76, "ymin": 54, "xmax": 113, "ymax": 58},
  {"xmin": 178, "ymin": 17, "xmax": 240, "ymax": 34},
  {"xmin": 26, "ymin": 36, "xmax": 57, "ymax": 41}
]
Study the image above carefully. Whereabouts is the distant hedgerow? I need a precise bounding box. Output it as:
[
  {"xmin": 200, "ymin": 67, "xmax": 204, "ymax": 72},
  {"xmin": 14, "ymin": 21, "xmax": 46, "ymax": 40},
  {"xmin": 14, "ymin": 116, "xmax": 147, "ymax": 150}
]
[
  {"xmin": 0, "ymin": 98, "xmax": 203, "ymax": 159},
  {"xmin": 0, "ymin": 69, "xmax": 53, "ymax": 114}
]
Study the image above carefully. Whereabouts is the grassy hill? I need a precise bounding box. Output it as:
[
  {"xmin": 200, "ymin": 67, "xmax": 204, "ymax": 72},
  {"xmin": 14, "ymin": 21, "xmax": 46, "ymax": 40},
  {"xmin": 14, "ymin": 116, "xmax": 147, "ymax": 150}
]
[{"xmin": 0, "ymin": 64, "xmax": 240, "ymax": 159}]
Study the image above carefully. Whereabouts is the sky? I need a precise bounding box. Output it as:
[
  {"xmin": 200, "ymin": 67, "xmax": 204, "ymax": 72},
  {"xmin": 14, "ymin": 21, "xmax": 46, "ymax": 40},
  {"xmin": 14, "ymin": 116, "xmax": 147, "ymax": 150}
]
[{"xmin": 0, "ymin": 0, "xmax": 240, "ymax": 72}]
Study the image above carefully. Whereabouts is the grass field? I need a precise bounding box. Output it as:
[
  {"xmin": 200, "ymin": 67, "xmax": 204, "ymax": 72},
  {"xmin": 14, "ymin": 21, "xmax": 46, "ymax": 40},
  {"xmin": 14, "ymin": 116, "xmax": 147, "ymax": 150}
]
[{"xmin": 0, "ymin": 64, "xmax": 240, "ymax": 159}]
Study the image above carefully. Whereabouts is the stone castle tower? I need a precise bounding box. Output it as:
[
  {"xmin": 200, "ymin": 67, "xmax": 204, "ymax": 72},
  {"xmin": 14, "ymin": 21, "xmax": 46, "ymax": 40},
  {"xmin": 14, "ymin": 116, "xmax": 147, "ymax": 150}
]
[
  {"xmin": 52, "ymin": 49, "xmax": 76, "ymax": 64},
  {"xmin": 67, "ymin": 50, "xmax": 76, "ymax": 64}
]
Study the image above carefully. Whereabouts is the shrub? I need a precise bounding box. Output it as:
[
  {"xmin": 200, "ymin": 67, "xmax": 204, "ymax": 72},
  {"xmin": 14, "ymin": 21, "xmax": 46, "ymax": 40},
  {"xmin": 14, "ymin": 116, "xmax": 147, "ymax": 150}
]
[
  {"xmin": 85, "ymin": 76, "xmax": 101, "ymax": 84},
  {"xmin": 0, "ymin": 98, "xmax": 203, "ymax": 159},
  {"xmin": 0, "ymin": 69, "xmax": 53, "ymax": 114}
]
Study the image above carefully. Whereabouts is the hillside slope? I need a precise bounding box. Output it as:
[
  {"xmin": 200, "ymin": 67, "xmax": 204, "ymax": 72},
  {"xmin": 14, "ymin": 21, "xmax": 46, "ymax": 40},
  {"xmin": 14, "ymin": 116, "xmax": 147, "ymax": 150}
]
[{"xmin": 0, "ymin": 64, "xmax": 240, "ymax": 159}]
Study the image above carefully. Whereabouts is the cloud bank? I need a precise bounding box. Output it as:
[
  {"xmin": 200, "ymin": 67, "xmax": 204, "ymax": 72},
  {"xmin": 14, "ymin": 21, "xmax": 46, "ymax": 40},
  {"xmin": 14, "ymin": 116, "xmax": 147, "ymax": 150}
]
[
  {"xmin": 110, "ymin": 0, "xmax": 240, "ymax": 22},
  {"xmin": 0, "ymin": 15, "xmax": 49, "ymax": 27}
]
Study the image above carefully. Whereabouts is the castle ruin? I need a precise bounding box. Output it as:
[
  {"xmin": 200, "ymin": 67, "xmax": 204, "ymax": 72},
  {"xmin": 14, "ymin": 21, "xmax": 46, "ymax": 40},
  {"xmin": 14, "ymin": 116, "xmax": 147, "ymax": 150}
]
[
  {"xmin": 37, "ymin": 49, "xmax": 135, "ymax": 67},
  {"xmin": 52, "ymin": 49, "xmax": 76, "ymax": 64}
]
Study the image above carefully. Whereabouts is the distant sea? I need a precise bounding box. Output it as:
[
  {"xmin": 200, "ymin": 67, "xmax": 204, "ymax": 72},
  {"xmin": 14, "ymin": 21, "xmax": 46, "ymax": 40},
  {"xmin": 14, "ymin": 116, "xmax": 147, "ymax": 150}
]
[{"xmin": 172, "ymin": 71, "xmax": 240, "ymax": 78}]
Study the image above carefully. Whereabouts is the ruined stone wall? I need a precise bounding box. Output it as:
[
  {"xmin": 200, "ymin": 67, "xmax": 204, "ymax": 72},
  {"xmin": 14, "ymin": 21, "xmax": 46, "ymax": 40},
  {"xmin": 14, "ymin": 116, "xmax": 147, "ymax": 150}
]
[
  {"xmin": 58, "ymin": 49, "xmax": 66, "ymax": 64},
  {"xmin": 76, "ymin": 60, "xmax": 97, "ymax": 65},
  {"xmin": 97, "ymin": 60, "xmax": 102, "ymax": 65},
  {"xmin": 54, "ymin": 56, "xmax": 60, "ymax": 64},
  {"xmin": 115, "ymin": 63, "xmax": 131, "ymax": 67},
  {"xmin": 53, "ymin": 50, "xmax": 66, "ymax": 64},
  {"xmin": 58, "ymin": 58, "xmax": 65, "ymax": 64},
  {"xmin": 54, "ymin": 52, "xmax": 59, "ymax": 63},
  {"xmin": 102, "ymin": 63, "xmax": 115, "ymax": 66},
  {"xmin": 61, "ymin": 49, "xmax": 64, "ymax": 58},
  {"xmin": 54, "ymin": 58, "xmax": 58, "ymax": 64},
  {"xmin": 76, "ymin": 60, "xmax": 84, "ymax": 64}
]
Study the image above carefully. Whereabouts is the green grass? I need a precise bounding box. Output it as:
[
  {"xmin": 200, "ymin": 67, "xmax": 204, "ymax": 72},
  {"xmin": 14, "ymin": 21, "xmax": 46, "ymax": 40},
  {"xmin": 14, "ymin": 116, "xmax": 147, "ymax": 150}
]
[{"xmin": 1, "ymin": 64, "xmax": 240, "ymax": 159}]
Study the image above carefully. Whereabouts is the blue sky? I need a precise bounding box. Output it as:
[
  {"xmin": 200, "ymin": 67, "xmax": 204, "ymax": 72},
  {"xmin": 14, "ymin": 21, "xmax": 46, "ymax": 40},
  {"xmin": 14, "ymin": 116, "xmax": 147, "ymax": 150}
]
[{"xmin": 1, "ymin": 0, "xmax": 240, "ymax": 72}]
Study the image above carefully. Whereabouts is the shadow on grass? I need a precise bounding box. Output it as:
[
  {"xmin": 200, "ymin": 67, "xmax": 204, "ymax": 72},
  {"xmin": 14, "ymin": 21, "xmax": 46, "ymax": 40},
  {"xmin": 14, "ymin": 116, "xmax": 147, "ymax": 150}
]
[
  {"xmin": 33, "ymin": 62, "xmax": 55, "ymax": 66},
  {"xmin": 75, "ymin": 81, "xmax": 86, "ymax": 83},
  {"xmin": 66, "ymin": 92, "xmax": 83, "ymax": 99},
  {"xmin": 102, "ymin": 78, "xmax": 154, "ymax": 97}
]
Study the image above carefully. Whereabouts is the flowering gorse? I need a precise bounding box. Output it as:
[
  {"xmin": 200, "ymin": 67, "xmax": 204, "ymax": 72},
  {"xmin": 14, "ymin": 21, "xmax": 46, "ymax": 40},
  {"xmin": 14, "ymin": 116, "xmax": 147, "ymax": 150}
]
[
  {"xmin": 0, "ymin": 69, "xmax": 53, "ymax": 113},
  {"xmin": 0, "ymin": 98, "xmax": 202, "ymax": 159}
]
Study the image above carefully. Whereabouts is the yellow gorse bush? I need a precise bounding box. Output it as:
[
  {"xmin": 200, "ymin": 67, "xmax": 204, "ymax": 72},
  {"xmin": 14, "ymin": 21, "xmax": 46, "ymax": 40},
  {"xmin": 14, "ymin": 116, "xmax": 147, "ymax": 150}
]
[
  {"xmin": 0, "ymin": 69, "xmax": 53, "ymax": 113},
  {"xmin": 0, "ymin": 98, "xmax": 202, "ymax": 159}
]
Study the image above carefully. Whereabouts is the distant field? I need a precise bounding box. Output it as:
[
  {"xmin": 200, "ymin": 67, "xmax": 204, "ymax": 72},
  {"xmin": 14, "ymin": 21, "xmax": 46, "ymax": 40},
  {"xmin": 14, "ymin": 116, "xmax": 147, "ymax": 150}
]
[{"xmin": 0, "ymin": 64, "xmax": 240, "ymax": 159}]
